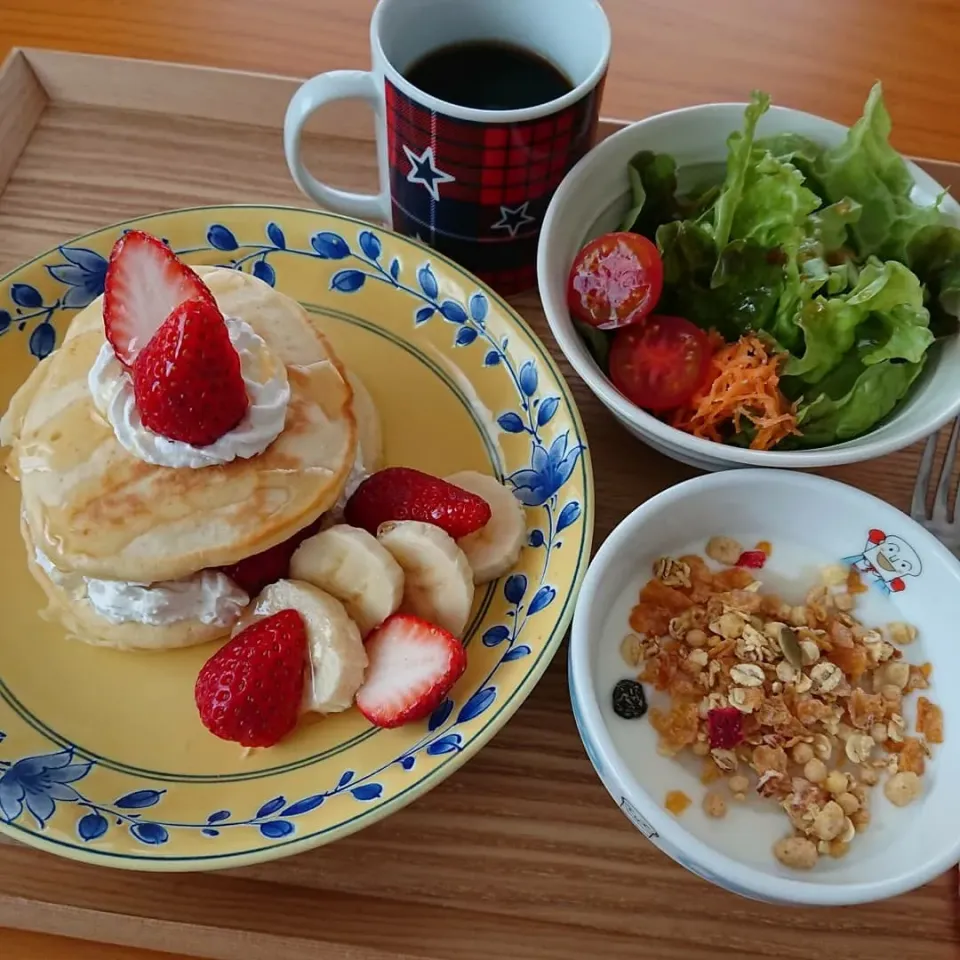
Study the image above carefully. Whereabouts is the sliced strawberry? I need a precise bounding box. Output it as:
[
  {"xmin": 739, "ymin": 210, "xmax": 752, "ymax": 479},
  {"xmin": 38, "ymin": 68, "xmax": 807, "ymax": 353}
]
[
  {"xmin": 133, "ymin": 295, "xmax": 248, "ymax": 446},
  {"xmin": 345, "ymin": 467, "xmax": 491, "ymax": 540},
  {"xmin": 356, "ymin": 614, "xmax": 467, "ymax": 728},
  {"xmin": 104, "ymin": 230, "xmax": 214, "ymax": 366},
  {"xmin": 195, "ymin": 608, "xmax": 307, "ymax": 747},
  {"xmin": 219, "ymin": 517, "xmax": 325, "ymax": 596}
]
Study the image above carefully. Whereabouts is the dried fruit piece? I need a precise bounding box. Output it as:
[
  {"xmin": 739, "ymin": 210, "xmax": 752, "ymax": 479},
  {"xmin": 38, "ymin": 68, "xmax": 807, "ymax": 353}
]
[
  {"xmin": 846, "ymin": 568, "xmax": 867, "ymax": 594},
  {"xmin": 665, "ymin": 790, "xmax": 692, "ymax": 816},
  {"xmin": 707, "ymin": 706, "xmax": 743, "ymax": 749},
  {"xmin": 612, "ymin": 679, "xmax": 648, "ymax": 720},
  {"xmin": 828, "ymin": 644, "xmax": 869, "ymax": 683},
  {"xmin": 916, "ymin": 697, "xmax": 943, "ymax": 744},
  {"xmin": 639, "ymin": 578, "xmax": 695, "ymax": 613},
  {"xmin": 735, "ymin": 550, "xmax": 767, "ymax": 569},
  {"xmin": 629, "ymin": 603, "xmax": 671, "ymax": 638}
]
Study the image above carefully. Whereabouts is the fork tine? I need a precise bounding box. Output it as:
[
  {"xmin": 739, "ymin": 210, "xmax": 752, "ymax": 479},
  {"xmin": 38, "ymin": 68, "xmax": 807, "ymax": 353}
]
[
  {"xmin": 911, "ymin": 432, "xmax": 939, "ymax": 521},
  {"xmin": 932, "ymin": 415, "xmax": 960, "ymax": 524}
]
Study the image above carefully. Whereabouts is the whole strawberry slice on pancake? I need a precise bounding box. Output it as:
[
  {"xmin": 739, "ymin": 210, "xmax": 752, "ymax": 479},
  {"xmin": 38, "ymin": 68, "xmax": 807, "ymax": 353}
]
[
  {"xmin": 104, "ymin": 230, "xmax": 216, "ymax": 368},
  {"xmin": 103, "ymin": 230, "xmax": 249, "ymax": 448}
]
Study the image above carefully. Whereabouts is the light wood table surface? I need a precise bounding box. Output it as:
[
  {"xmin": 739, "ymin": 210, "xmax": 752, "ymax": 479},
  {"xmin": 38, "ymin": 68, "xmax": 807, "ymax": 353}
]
[{"xmin": 1, "ymin": 2, "xmax": 959, "ymax": 959}]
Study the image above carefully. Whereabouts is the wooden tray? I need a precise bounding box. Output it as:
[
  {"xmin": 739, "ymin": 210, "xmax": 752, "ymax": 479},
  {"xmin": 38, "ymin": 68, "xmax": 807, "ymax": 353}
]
[{"xmin": 0, "ymin": 48, "xmax": 957, "ymax": 960}]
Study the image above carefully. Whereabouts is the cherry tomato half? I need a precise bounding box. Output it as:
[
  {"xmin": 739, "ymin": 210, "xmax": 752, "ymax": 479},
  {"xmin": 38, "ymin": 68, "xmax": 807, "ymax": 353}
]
[
  {"xmin": 567, "ymin": 232, "xmax": 664, "ymax": 330},
  {"xmin": 608, "ymin": 315, "xmax": 713, "ymax": 412}
]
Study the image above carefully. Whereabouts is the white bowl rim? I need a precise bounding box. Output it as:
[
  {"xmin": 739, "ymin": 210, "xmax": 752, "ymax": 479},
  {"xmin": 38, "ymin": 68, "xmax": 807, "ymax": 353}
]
[
  {"xmin": 538, "ymin": 102, "xmax": 960, "ymax": 469},
  {"xmin": 569, "ymin": 468, "xmax": 960, "ymax": 905}
]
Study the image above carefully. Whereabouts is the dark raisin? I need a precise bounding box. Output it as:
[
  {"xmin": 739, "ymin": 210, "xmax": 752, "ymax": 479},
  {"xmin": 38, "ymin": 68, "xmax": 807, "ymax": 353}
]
[{"xmin": 612, "ymin": 679, "xmax": 648, "ymax": 719}]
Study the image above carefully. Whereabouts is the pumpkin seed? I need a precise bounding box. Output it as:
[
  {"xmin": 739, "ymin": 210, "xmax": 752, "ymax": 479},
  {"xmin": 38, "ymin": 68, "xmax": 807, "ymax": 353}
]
[{"xmin": 777, "ymin": 623, "xmax": 803, "ymax": 668}]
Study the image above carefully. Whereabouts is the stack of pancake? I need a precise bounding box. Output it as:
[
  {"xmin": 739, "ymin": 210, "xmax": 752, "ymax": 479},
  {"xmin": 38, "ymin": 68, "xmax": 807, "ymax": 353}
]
[{"xmin": 1, "ymin": 266, "xmax": 380, "ymax": 651}]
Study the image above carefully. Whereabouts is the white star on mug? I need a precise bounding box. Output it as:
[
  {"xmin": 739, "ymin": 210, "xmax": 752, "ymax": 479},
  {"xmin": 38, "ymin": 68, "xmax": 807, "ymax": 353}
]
[
  {"xmin": 491, "ymin": 201, "xmax": 537, "ymax": 238},
  {"xmin": 403, "ymin": 145, "xmax": 456, "ymax": 201}
]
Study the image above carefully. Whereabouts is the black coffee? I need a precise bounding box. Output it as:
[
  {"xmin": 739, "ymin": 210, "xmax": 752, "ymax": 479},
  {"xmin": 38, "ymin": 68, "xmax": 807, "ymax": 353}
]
[{"xmin": 404, "ymin": 41, "xmax": 573, "ymax": 110}]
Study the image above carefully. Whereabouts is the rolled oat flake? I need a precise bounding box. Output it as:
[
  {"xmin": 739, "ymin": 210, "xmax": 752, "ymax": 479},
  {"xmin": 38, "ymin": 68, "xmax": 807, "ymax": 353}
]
[{"xmin": 612, "ymin": 679, "xmax": 648, "ymax": 720}]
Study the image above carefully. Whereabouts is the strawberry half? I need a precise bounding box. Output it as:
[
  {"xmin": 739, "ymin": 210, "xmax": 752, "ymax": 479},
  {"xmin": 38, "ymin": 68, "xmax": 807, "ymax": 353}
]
[
  {"xmin": 345, "ymin": 467, "xmax": 491, "ymax": 540},
  {"xmin": 133, "ymin": 295, "xmax": 248, "ymax": 446},
  {"xmin": 104, "ymin": 230, "xmax": 214, "ymax": 367},
  {"xmin": 356, "ymin": 614, "xmax": 467, "ymax": 728},
  {"xmin": 195, "ymin": 608, "xmax": 307, "ymax": 747},
  {"xmin": 219, "ymin": 517, "xmax": 325, "ymax": 596}
]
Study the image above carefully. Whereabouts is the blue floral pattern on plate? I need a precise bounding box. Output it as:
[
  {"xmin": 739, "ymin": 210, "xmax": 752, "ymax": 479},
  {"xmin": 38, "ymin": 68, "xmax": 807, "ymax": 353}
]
[{"xmin": 0, "ymin": 214, "xmax": 589, "ymax": 858}]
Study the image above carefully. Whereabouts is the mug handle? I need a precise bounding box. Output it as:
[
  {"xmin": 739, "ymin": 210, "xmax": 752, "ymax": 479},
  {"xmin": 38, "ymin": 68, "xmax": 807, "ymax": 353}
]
[{"xmin": 284, "ymin": 71, "xmax": 389, "ymax": 222}]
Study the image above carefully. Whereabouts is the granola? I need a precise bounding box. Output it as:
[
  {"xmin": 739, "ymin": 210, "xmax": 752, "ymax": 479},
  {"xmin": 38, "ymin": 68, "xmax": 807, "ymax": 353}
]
[{"xmin": 621, "ymin": 539, "xmax": 942, "ymax": 871}]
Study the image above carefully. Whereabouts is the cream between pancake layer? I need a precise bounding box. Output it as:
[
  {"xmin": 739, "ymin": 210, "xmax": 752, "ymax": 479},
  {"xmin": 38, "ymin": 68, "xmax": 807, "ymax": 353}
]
[
  {"xmin": 19, "ymin": 513, "xmax": 239, "ymax": 650},
  {"xmin": 33, "ymin": 545, "xmax": 248, "ymax": 628},
  {"xmin": 3, "ymin": 267, "xmax": 358, "ymax": 584}
]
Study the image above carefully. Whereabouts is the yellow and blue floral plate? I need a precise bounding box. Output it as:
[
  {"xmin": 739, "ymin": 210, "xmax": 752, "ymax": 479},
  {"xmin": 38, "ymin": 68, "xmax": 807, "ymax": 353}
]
[{"xmin": 0, "ymin": 207, "xmax": 593, "ymax": 870}]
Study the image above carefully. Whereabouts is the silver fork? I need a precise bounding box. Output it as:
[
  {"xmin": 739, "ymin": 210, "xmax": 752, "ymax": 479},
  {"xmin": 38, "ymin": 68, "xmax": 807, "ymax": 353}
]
[{"xmin": 910, "ymin": 415, "xmax": 960, "ymax": 549}]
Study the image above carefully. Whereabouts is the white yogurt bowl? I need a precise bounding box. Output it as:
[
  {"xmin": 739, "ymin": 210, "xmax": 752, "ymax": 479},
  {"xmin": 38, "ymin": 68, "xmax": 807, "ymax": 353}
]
[
  {"xmin": 537, "ymin": 103, "xmax": 960, "ymax": 471},
  {"xmin": 569, "ymin": 470, "xmax": 960, "ymax": 905}
]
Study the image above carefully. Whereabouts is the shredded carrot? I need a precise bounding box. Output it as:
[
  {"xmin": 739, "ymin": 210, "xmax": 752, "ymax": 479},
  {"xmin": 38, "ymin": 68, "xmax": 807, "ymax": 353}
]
[{"xmin": 670, "ymin": 334, "xmax": 798, "ymax": 451}]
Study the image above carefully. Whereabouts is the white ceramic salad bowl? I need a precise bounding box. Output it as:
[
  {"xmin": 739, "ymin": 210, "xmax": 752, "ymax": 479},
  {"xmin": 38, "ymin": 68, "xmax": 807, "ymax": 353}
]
[
  {"xmin": 538, "ymin": 101, "xmax": 960, "ymax": 471},
  {"xmin": 569, "ymin": 470, "xmax": 960, "ymax": 905}
]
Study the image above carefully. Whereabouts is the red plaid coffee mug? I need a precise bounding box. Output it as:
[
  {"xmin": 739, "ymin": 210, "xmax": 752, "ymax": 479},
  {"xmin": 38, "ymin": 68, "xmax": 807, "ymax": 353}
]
[{"xmin": 284, "ymin": 0, "xmax": 610, "ymax": 295}]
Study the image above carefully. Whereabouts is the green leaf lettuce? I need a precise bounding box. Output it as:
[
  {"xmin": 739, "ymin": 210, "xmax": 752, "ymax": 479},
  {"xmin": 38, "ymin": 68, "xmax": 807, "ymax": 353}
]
[
  {"xmin": 815, "ymin": 82, "xmax": 942, "ymax": 259},
  {"xmin": 785, "ymin": 259, "xmax": 932, "ymax": 383},
  {"xmin": 794, "ymin": 357, "xmax": 925, "ymax": 446}
]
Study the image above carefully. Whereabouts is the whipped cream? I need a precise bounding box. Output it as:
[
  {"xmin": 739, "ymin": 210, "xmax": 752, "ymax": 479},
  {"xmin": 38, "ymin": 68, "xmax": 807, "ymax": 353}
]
[
  {"xmin": 35, "ymin": 548, "xmax": 249, "ymax": 627},
  {"xmin": 88, "ymin": 317, "xmax": 291, "ymax": 469},
  {"xmin": 330, "ymin": 453, "xmax": 368, "ymax": 520}
]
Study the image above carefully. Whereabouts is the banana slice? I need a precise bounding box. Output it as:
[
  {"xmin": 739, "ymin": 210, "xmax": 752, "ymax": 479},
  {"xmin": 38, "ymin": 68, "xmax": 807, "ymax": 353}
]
[
  {"xmin": 377, "ymin": 521, "xmax": 475, "ymax": 638},
  {"xmin": 290, "ymin": 524, "xmax": 403, "ymax": 636},
  {"xmin": 251, "ymin": 579, "xmax": 367, "ymax": 714},
  {"xmin": 345, "ymin": 371, "xmax": 383, "ymax": 473},
  {"xmin": 446, "ymin": 471, "xmax": 526, "ymax": 584}
]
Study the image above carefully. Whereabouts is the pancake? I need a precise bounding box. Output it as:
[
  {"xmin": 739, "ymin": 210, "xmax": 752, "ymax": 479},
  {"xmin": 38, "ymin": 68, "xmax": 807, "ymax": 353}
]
[
  {"xmin": 21, "ymin": 514, "xmax": 239, "ymax": 650},
  {"xmin": 3, "ymin": 267, "xmax": 357, "ymax": 584},
  {"xmin": 344, "ymin": 371, "xmax": 383, "ymax": 474}
]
